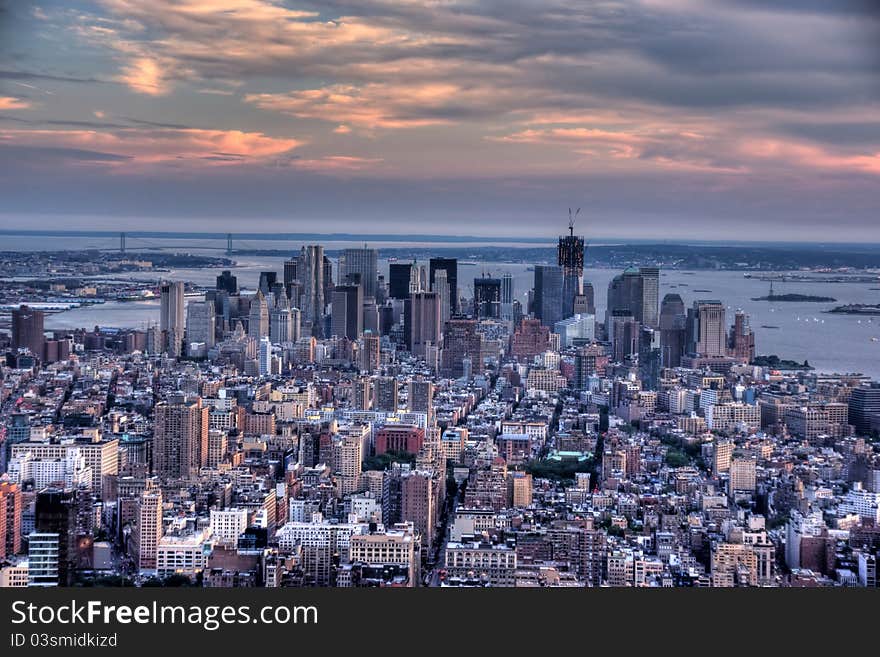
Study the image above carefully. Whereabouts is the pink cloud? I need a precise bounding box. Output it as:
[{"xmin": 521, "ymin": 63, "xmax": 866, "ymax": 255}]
[
  {"xmin": 245, "ymin": 83, "xmax": 464, "ymax": 129},
  {"xmin": 290, "ymin": 155, "xmax": 384, "ymax": 173},
  {"xmin": 0, "ymin": 97, "xmax": 32, "ymax": 110},
  {"xmin": 740, "ymin": 139, "xmax": 880, "ymax": 176},
  {"xmin": 0, "ymin": 127, "xmax": 302, "ymax": 167}
]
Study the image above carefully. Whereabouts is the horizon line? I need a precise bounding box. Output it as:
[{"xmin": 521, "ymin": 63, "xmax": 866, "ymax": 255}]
[{"xmin": 0, "ymin": 229, "xmax": 877, "ymax": 249}]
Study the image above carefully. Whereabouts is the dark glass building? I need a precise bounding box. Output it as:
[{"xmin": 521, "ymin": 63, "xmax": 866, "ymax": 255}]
[{"xmin": 429, "ymin": 258, "xmax": 458, "ymax": 314}]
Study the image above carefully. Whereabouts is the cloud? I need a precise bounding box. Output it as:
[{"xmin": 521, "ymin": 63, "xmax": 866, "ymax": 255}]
[
  {"xmin": 0, "ymin": 127, "xmax": 302, "ymax": 167},
  {"xmin": 0, "ymin": 96, "xmax": 31, "ymax": 110},
  {"xmin": 245, "ymin": 83, "xmax": 479, "ymax": 129},
  {"xmin": 289, "ymin": 155, "xmax": 384, "ymax": 173},
  {"xmin": 117, "ymin": 57, "xmax": 170, "ymax": 96}
]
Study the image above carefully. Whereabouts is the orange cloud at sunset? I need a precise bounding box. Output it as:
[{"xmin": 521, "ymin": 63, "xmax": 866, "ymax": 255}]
[{"xmin": 0, "ymin": 128, "xmax": 302, "ymax": 167}]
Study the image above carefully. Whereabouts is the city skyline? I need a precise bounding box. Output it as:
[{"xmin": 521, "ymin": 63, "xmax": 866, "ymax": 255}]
[{"xmin": 1, "ymin": 2, "xmax": 879, "ymax": 240}]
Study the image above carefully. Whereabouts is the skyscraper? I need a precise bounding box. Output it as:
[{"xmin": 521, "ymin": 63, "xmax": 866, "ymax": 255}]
[
  {"xmin": 501, "ymin": 272, "xmax": 514, "ymax": 321},
  {"xmin": 533, "ymin": 265, "xmax": 564, "ymax": 328},
  {"xmin": 34, "ymin": 488, "xmax": 77, "ymax": 586},
  {"xmin": 659, "ymin": 293, "xmax": 687, "ymax": 368},
  {"xmin": 558, "ymin": 221, "xmax": 585, "ymax": 319},
  {"xmin": 11, "ymin": 304, "xmax": 45, "ymax": 358},
  {"xmin": 333, "ymin": 434, "xmax": 363, "ymax": 498},
  {"xmin": 283, "ymin": 258, "xmax": 298, "ymax": 288},
  {"xmin": 362, "ymin": 297, "xmax": 380, "ymax": 335},
  {"xmin": 160, "ymin": 281, "xmax": 185, "ymax": 357},
  {"xmin": 409, "ymin": 292, "xmax": 441, "ymax": 357},
  {"xmin": 373, "ymin": 376, "xmax": 399, "ymax": 412},
  {"xmin": 729, "ymin": 310, "xmax": 756, "ymax": 363},
  {"xmin": 341, "ymin": 247, "xmax": 378, "ymax": 300},
  {"xmin": 433, "ymin": 268, "xmax": 451, "ymax": 324},
  {"xmin": 441, "ymin": 318, "xmax": 483, "ymax": 378},
  {"xmin": 361, "ymin": 334, "xmax": 381, "ymax": 373},
  {"xmin": 578, "ymin": 281, "xmax": 596, "ymax": 316},
  {"xmin": 270, "ymin": 295, "xmax": 297, "ymax": 343},
  {"xmin": 638, "ymin": 326, "xmax": 662, "ymax": 391},
  {"xmin": 137, "ymin": 487, "xmax": 163, "ymax": 573},
  {"xmin": 331, "ymin": 284, "xmax": 364, "ymax": 340},
  {"xmin": 688, "ymin": 300, "xmax": 727, "ymax": 357},
  {"xmin": 248, "ymin": 290, "xmax": 269, "ymax": 340},
  {"xmin": 185, "ymin": 300, "xmax": 215, "ymax": 351},
  {"xmin": 848, "ymin": 383, "xmax": 880, "ymax": 434},
  {"xmin": 259, "ymin": 336, "xmax": 273, "ymax": 375},
  {"xmin": 0, "ymin": 482, "xmax": 22, "ymax": 558},
  {"xmin": 610, "ymin": 311, "xmax": 639, "ymax": 363},
  {"xmin": 639, "ymin": 267, "xmax": 660, "ymax": 328},
  {"xmin": 298, "ymin": 245, "xmax": 325, "ymax": 337},
  {"xmin": 408, "ymin": 379, "xmax": 434, "ymax": 421},
  {"xmin": 429, "ymin": 258, "xmax": 458, "ymax": 314},
  {"xmin": 258, "ymin": 271, "xmax": 277, "ymax": 295},
  {"xmin": 323, "ymin": 255, "xmax": 335, "ymax": 309},
  {"xmin": 216, "ymin": 270, "xmax": 238, "ymax": 295},
  {"xmin": 473, "ymin": 277, "xmax": 502, "ymax": 319},
  {"xmin": 153, "ymin": 398, "xmax": 208, "ymax": 480},
  {"xmin": 389, "ymin": 262, "xmax": 413, "ymax": 300}
]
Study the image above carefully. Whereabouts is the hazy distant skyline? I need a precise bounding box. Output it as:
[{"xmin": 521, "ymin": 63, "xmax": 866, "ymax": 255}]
[{"xmin": 1, "ymin": 1, "xmax": 878, "ymax": 241}]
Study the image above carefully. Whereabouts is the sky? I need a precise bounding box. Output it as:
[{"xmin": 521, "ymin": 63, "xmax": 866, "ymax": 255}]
[{"xmin": 0, "ymin": 0, "xmax": 878, "ymax": 241}]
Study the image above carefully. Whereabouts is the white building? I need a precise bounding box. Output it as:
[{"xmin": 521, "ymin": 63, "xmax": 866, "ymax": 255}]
[
  {"xmin": 156, "ymin": 529, "xmax": 213, "ymax": 579},
  {"xmin": 210, "ymin": 508, "xmax": 249, "ymax": 546},
  {"xmin": 554, "ymin": 313, "xmax": 595, "ymax": 347},
  {"xmin": 27, "ymin": 533, "xmax": 60, "ymax": 587}
]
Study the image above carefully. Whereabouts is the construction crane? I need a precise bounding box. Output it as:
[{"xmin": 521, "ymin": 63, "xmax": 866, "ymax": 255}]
[{"xmin": 568, "ymin": 207, "xmax": 581, "ymax": 236}]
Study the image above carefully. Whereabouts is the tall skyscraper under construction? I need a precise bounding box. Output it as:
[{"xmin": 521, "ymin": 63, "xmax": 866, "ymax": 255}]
[{"xmin": 558, "ymin": 213, "xmax": 585, "ymax": 320}]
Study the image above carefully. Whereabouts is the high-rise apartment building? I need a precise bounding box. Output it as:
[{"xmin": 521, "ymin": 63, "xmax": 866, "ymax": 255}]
[
  {"xmin": 373, "ymin": 376, "xmax": 399, "ymax": 412},
  {"xmin": 0, "ymin": 482, "xmax": 22, "ymax": 558},
  {"xmin": 360, "ymin": 334, "xmax": 381, "ymax": 373},
  {"xmin": 333, "ymin": 434, "xmax": 363, "ymax": 499},
  {"xmin": 160, "ymin": 281, "xmax": 185, "ymax": 357},
  {"xmin": 11, "ymin": 304, "xmax": 45, "ymax": 358},
  {"xmin": 153, "ymin": 398, "xmax": 209, "ymax": 480},
  {"xmin": 137, "ymin": 487, "xmax": 163, "ymax": 573},
  {"xmin": 408, "ymin": 379, "xmax": 434, "ymax": 421}
]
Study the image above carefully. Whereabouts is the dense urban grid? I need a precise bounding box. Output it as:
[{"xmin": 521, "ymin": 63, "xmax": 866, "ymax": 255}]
[{"xmin": 1, "ymin": 225, "xmax": 879, "ymax": 589}]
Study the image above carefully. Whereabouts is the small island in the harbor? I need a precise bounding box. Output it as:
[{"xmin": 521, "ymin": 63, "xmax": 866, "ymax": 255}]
[
  {"xmin": 751, "ymin": 282, "xmax": 835, "ymax": 303},
  {"xmin": 751, "ymin": 292, "xmax": 836, "ymax": 302},
  {"xmin": 751, "ymin": 354, "xmax": 813, "ymax": 370},
  {"xmin": 828, "ymin": 304, "xmax": 880, "ymax": 315}
]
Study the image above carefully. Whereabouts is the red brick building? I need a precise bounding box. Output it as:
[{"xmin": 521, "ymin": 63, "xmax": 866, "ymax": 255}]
[
  {"xmin": 510, "ymin": 319, "xmax": 550, "ymax": 360},
  {"xmin": 376, "ymin": 425, "xmax": 425, "ymax": 456}
]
